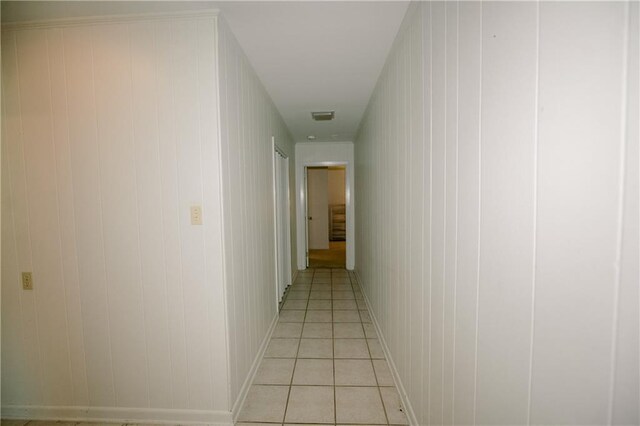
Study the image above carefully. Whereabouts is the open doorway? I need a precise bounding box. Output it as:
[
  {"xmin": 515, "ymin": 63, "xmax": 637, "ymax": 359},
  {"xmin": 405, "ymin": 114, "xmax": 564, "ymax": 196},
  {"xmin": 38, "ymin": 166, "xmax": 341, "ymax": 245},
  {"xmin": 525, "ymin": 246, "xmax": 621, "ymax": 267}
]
[{"xmin": 306, "ymin": 166, "xmax": 346, "ymax": 268}]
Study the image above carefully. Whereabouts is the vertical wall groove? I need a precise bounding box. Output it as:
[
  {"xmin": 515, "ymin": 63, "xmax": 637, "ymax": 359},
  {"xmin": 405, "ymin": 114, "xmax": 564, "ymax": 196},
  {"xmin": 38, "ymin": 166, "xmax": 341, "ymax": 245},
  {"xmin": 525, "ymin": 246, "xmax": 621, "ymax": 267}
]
[
  {"xmin": 526, "ymin": 2, "xmax": 541, "ymax": 423},
  {"xmin": 88, "ymin": 29, "xmax": 118, "ymax": 405},
  {"xmin": 44, "ymin": 29, "xmax": 77, "ymax": 404},
  {"xmin": 15, "ymin": 31, "xmax": 47, "ymax": 404},
  {"xmin": 472, "ymin": 3, "xmax": 483, "ymax": 422},
  {"xmin": 607, "ymin": 2, "xmax": 631, "ymax": 423}
]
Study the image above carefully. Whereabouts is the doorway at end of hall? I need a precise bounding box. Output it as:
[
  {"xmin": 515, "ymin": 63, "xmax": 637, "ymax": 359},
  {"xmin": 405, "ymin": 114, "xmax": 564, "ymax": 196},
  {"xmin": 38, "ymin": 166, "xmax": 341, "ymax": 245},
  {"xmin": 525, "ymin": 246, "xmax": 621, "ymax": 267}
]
[{"xmin": 306, "ymin": 166, "xmax": 346, "ymax": 268}]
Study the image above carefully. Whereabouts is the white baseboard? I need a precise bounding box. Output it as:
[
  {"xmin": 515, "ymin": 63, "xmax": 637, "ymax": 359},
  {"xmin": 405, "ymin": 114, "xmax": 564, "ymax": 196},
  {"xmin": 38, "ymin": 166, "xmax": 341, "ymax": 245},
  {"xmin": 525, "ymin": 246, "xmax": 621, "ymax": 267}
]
[
  {"xmin": 1, "ymin": 405, "xmax": 233, "ymax": 425},
  {"xmin": 353, "ymin": 270, "xmax": 419, "ymax": 426},
  {"xmin": 230, "ymin": 311, "xmax": 279, "ymax": 423}
]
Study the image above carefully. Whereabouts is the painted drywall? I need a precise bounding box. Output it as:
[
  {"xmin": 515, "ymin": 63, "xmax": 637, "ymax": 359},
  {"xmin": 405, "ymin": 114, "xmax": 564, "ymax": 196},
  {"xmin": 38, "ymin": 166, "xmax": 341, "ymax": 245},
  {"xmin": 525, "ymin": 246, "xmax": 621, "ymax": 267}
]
[
  {"xmin": 328, "ymin": 167, "xmax": 346, "ymax": 206},
  {"xmin": 295, "ymin": 142, "xmax": 354, "ymax": 270},
  {"xmin": 216, "ymin": 16, "xmax": 297, "ymax": 410},
  {"xmin": 307, "ymin": 168, "xmax": 330, "ymax": 249},
  {"xmin": 355, "ymin": 2, "xmax": 639, "ymax": 425},
  {"xmin": 1, "ymin": 12, "xmax": 231, "ymax": 423}
]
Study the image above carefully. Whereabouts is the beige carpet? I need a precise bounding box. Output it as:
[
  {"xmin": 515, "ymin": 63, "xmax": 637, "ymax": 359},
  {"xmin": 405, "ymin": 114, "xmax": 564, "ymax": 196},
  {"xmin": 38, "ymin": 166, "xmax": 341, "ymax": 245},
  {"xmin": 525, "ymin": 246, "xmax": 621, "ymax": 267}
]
[{"xmin": 309, "ymin": 241, "xmax": 346, "ymax": 268}]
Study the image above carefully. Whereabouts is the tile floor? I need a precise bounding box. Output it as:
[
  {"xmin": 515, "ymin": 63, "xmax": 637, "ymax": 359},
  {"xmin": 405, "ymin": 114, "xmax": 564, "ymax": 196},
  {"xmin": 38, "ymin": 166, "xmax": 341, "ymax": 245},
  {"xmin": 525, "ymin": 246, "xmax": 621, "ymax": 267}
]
[
  {"xmin": 236, "ymin": 268, "xmax": 408, "ymax": 426},
  {"xmin": 0, "ymin": 422, "xmax": 129, "ymax": 426}
]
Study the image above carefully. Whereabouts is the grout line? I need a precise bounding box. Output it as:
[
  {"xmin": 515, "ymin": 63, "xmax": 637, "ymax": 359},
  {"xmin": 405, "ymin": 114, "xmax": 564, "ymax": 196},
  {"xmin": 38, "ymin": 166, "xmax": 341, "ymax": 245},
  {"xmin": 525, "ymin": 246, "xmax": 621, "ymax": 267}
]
[{"xmin": 281, "ymin": 268, "xmax": 314, "ymax": 423}]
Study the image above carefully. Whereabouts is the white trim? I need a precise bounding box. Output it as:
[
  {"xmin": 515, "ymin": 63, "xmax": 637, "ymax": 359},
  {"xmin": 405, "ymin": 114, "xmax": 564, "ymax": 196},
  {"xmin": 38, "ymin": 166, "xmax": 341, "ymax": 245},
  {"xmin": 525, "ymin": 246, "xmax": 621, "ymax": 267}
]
[
  {"xmin": 230, "ymin": 312, "xmax": 279, "ymax": 423},
  {"xmin": 272, "ymin": 137, "xmax": 280, "ymax": 309},
  {"xmin": 295, "ymin": 141, "xmax": 355, "ymax": 270},
  {"xmin": 1, "ymin": 9, "xmax": 220, "ymax": 31},
  {"xmin": 1, "ymin": 405, "xmax": 232, "ymax": 425},
  {"xmin": 354, "ymin": 270, "xmax": 419, "ymax": 426}
]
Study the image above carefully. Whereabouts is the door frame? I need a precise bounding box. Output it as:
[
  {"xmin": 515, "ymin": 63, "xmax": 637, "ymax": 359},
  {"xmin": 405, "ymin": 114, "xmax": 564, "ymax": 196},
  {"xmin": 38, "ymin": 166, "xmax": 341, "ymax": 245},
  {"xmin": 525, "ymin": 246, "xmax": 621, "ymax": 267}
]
[
  {"xmin": 272, "ymin": 137, "xmax": 292, "ymax": 309},
  {"xmin": 303, "ymin": 161, "xmax": 349, "ymax": 269}
]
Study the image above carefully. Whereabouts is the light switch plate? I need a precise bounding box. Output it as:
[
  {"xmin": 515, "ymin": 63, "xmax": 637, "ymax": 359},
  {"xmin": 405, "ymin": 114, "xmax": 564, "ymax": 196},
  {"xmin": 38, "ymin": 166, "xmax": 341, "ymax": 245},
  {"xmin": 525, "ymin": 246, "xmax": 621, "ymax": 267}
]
[
  {"xmin": 191, "ymin": 206, "xmax": 203, "ymax": 225},
  {"xmin": 22, "ymin": 272, "xmax": 33, "ymax": 290}
]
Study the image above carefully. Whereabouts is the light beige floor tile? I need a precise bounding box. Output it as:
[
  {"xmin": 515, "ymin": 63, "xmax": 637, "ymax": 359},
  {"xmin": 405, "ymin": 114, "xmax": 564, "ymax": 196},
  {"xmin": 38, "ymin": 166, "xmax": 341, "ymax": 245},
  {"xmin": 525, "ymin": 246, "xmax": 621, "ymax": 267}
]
[
  {"xmin": 333, "ymin": 300, "xmax": 358, "ymax": 310},
  {"xmin": 380, "ymin": 386, "xmax": 409, "ymax": 425},
  {"xmin": 298, "ymin": 338, "xmax": 333, "ymax": 358},
  {"xmin": 302, "ymin": 323, "xmax": 333, "ymax": 338},
  {"xmin": 333, "ymin": 291, "xmax": 355, "ymax": 300},
  {"xmin": 331, "ymin": 284, "xmax": 353, "ymax": 291},
  {"xmin": 273, "ymin": 322, "xmax": 303, "ymax": 338},
  {"xmin": 334, "ymin": 338, "xmax": 370, "ymax": 359},
  {"xmin": 309, "ymin": 291, "xmax": 331, "ymax": 300},
  {"xmin": 311, "ymin": 284, "xmax": 332, "ymax": 291},
  {"xmin": 265, "ymin": 338, "xmax": 300, "ymax": 358},
  {"xmin": 254, "ymin": 358, "xmax": 295, "ymax": 385},
  {"xmin": 282, "ymin": 299, "xmax": 308, "ymax": 310},
  {"xmin": 334, "ymin": 359, "xmax": 377, "ymax": 386},
  {"xmin": 312, "ymin": 277, "xmax": 331, "ymax": 283},
  {"xmin": 237, "ymin": 385, "xmax": 289, "ymax": 423},
  {"xmin": 291, "ymin": 284, "xmax": 311, "ymax": 291},
  {"xmin": 335, "ymin": 386, "xmax": 386, "ymax": 424},
  {"xmin": 76, "ymin": 423, "xmax": 121, "ymax": 426},
  {"xmin": 285, "ymin": 386, "xmax": 335, "ymax": 424},
  {"xmin": 333, "ymin": 310, "xmax": 362, "ymax": 323},
  {"xmin": 356, "ymin": 299, "xmax": 368, "ymax": 309},
  {"xmin": 0, "ymin": 421, "xmax": 29, "ymax": 426},
  {"xmin": 236, "ymin": 423, "xmax": 279, "ymax": 426},
  {"xmin": 297, "ymin": 273, "xmax": 313, "ymax": 278},
  {"xmin": 363, "ymin": 322, "xmax": 378, "ymax": 338},
  {"xmin": 279, "ymin": 310, "xmax": 306, "ymax": 323},
  {"xmin": 308, "ymin": 300, "xmax": 332, "ymax": 310},
  {"xmin": 373, "ymin": 359, "xmax": 394, "ymax": 386},
  {"xmin": 305, "ymin": 310, "xmax": 332, "ymax": 323},
  {"xmin": 332, "ymin": 277, "xmax": 351, "ymax": 284},
  {"xmin": 21, "ymin": 423, "xmax": 76, "ymax": 426},
  {"xmin": 125, "ymin": 424, "xmax": 171, "ymax": 426},
  {"xmin": 359, "ymin": 310, "xmax": 372, "ymax": 323},
  {"xmin": 287, "ymin": 290, "xmax": 310, "ymax": 300},
  {"xmin": 334, "ymin": 322, "xmax": 365, "ymax": 338},
  {"xmin": 367, "ymin": 339, "xmax": 384, "ymax": 358},
  {"xmin": 292, "ymin": 359, "xmax": 334, "ymax": 385}
]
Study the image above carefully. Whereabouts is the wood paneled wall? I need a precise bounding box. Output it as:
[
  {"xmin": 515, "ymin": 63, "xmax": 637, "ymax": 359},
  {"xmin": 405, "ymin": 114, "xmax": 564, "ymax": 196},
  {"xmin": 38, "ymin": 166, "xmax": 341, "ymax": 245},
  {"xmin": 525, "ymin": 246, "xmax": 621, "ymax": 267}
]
[
  {"xmin": 355, "ymin": 2, "xmax": 639, "ymax": 425},
  {"xmin": 216, "ymin": 16, "xmax": 297, "ymax": 408},
  {"xmin": 1, "ymin": 13, "xmax": 230, "ymax": 421}
]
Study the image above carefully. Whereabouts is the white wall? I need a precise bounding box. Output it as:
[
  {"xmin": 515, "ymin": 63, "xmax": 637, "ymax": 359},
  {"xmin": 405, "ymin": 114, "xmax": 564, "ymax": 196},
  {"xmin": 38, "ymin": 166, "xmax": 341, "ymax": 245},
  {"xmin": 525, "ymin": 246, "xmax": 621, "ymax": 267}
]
[
  {"xmin": 1, "ymin": 11, "xmax": 231, "ymax": 424},
  {"xmin": 328, "ymin": 167, "xmax": 346, "ymax": 206},
  {"xmin": 216, "ymin": 16, "xmax": 297, "ymax": 412},
  {"xmin": 295, "ymin": 142, "xmax": 354, "ymax": 269},
  {"xmin": 355, "ymin": 2, "xmax": 639, "ymax": 425}
]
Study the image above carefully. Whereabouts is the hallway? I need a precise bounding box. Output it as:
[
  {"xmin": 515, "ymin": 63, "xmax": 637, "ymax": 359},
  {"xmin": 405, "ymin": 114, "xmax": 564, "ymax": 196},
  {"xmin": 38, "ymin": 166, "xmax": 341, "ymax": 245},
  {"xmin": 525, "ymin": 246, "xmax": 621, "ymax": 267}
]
[
  {"xmin": 0, "ymin": 2, "xmax": 638, "ymax": 425},
  {"xmin": 237, "ymin": 268, "xmax": 408, "ymax": 425}
]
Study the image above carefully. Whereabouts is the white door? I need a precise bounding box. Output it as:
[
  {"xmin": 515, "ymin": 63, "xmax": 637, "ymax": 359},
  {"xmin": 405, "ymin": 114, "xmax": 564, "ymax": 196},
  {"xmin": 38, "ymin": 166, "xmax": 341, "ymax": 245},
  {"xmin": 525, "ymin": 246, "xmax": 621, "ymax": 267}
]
[
  {"xmin": 274, "ymin": 147, "xmax": 291, "ymax": 304},
  {"xmin": 307, "ymin": 168, "xmax": 329, "ymax": 250}
]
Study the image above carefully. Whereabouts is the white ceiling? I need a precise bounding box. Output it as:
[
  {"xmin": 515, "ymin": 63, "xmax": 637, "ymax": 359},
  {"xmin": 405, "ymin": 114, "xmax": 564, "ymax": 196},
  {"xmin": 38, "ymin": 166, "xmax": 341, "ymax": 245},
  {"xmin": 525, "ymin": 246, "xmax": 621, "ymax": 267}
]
[
  {"xmin": 2, "ymin": 1, "xmax": 409, "ymax": 143},
  {"xmin": 214, "ymin": 1, "xmax": 409, "ymax": 142}
]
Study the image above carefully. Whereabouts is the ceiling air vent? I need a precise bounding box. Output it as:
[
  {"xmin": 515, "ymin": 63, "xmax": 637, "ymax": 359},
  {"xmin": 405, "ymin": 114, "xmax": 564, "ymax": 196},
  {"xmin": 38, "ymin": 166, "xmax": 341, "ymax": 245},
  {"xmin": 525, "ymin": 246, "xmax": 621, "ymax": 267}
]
[{"xmin": 311, "ymin": 111, "xmax": 335, "ymax": 121}]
